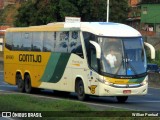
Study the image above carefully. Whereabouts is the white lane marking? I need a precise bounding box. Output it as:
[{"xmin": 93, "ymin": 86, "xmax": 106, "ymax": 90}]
[
  {"xmin": 149, "ymin": 87, "xmax": 160, "ymax": 90},
  {"xmin": 0, "ymin": 85, "xmax": 16, "ymax": 87},
  {"xmin": 139, "ymin": 101, "xmax": 160, "ymax": 103},
  {"xmin": 147, "ymin": 87, "xmax": 160, "ymax": 96},
  {"xmin": 2, "ymin": 82, "xmax": 7, "ymax": 84},
  {"xmin": 82, "ymin": 101, "xmax": 136, "ymax": 111},
  {"xmin": 0, "ymin": 82, "xmax": 7, "ymax": 85},
  {"xmin": 0, "ymin": 89, "xmax": 5, "ymax": 92},
  {"xmin": 129, "ymin": 100, "xmax": 160, "ymax": 103}
]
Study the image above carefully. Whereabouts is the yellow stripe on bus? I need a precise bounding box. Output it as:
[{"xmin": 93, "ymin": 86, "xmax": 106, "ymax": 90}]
[
  {"xmin": 72, "ymin": 64, "xmax": 80, "ymax": 67},
  {"xmin": 104, "ymin": 77, "xmax": 129, "ymax": 84}
]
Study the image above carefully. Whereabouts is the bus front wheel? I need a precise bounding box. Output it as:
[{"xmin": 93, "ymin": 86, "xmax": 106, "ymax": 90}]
[
  {"xmin": 116, "ymin": 96, "xmax": 128, "ymax": 103},
  {"xmin": 76, "ymin": 80, "xmax": 87, "ymax": 101},
  {"xmin": 16, "ymin": 74, "xmax": 24, "ymax": 92},
  {"xmin": 24, "ymin": 75, "xmax": 32, "ymax": 93}
]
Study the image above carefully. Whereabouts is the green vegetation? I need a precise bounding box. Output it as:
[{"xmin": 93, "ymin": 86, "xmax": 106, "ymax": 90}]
[
  {"xmin": 0, "ymin": 94, "xmax": 158, "ymax": 120},
  {"xmin": 147, "ymin": 50, "xmax": 160, "ymax": 66},
  {"xmin": 14, "ymin": 0, "xmax": 128, "ymax": 27},
  {"xmin": 152, "ymin": 50, "xmax": 160, "ymax": 66},
  {"xmin": 0, "ymin": 94, "xmax": 155, "ymax": 120},
  {"xmin": 0, "ymin": 94, "xmax": 119, "ymax": 119},
  {"xmin": 0, "ymin": 94, "xmax": 92, "ymax": 111},
  {"xmin": 0, "ymin": 0, "xmax": 129, "ymax": 26}
]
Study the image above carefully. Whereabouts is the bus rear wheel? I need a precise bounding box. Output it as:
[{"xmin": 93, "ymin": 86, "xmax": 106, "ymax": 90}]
[
  {"xmin": 116, "ymin": 96, "xmax": 128, "ymax": 103},
  {"xmin": 24, "ymin": 75, "xmax": 32, "ymax": 93},
  {"xmin": 76, "ymin": 80, "xmax": 87, "ymax": 101},
  {"xmin": 16, "ymin": 74, "xmax": 24, "ymax": 92}
]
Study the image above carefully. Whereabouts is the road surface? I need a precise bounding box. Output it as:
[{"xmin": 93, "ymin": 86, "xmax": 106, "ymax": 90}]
[{"xmin": 0, "ymin": 71, "xmax": 160, "ymax": 112}]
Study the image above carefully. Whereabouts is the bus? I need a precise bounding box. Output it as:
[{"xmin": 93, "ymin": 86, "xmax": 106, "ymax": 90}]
[{"xmin": 4, "ymin": 22, "xmax": 155, "ymax": 103}]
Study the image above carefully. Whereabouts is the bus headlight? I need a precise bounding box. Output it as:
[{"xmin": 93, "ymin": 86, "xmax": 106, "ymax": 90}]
[
  {"xmin": 97, "ymin": 77, "xmax": 106, "ymax": 83},
  {"xmin": 97, "ymin": 77, "xmax": 113, "ymax": 86},
  {"xmin": 140, "ymin": 76, "xmax": 148, "ymax": 86}
]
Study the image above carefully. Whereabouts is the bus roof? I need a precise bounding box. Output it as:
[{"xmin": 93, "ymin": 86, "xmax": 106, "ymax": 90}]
[
  {"xmin": 80, "ymin": 22, "xmax": 141, "ymax": 37},
  {"xmin": 6, "ymin": 22, "xmax": 141, "ymax": 37}
]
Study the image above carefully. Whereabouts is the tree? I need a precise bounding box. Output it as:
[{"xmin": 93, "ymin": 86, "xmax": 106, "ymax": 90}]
[
  {"xmin": 14, "ymin": 0, "xmax": 59, "ymax": 26},
  {"xmin": 58, "ymin": 0, "xmax": 79, "ymax": 21},
  {"xmin": 76, "ymin": 0, "xmax": 106, "ymax": 21},
  {"xmin": 14, "ymin": 0, "xmax": 128, "ymax": 27},
  {"xmin": 109, "ymin": 0, "xmax": 128, "ymax": 23}
]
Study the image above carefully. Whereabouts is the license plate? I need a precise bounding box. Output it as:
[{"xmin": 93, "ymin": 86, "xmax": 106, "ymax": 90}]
[{"xmin": 123, "ymin": 90, "xmax": 131, "ymax": 94}]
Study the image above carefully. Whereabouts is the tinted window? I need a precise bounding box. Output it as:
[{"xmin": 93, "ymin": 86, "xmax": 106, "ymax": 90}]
[
  {"xmin": 69, "ymin": 31, "xmax": 80, "ymax": 52},
  {"xmin": 69, "ymin": 31, "xmax": 83, "ymax": 58},
  {"xmin": 83, "ymin": 32, "xmax": 96, "ymax": 62},
  {"xmin": 5, "ymin": 32, "xmax": 13, "ymax": 50},
  {"xmin": 43, "ymin": 32, "xmax": 55, "ymax": 52},
  {"xmin": 55, "ymin": 31, "xmax": 69, "ymax": 52},
  {"xmin": 12, "ymin": 32, "xmax": 22, "ymax": 50},
  {"xmin": 22, "ymin": 32, "xmax": 32, "ymax": 51},
  {"xmin": 32, "ymin": 32, "xmax": 43, "ymax": 51},
  {"xmin": 90, "ymin": 46, "xmax": 98, "ymax": 71}
]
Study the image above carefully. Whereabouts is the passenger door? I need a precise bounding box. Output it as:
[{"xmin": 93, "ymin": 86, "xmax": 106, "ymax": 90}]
[{"xmin": 87, "ymin": 46, "xmax": 99, "ymax": 95}]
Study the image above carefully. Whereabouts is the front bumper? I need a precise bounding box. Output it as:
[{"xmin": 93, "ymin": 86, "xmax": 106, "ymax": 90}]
[{"xmin": 98, "ymin": 82, "xmax": 148, "ymax": 96}]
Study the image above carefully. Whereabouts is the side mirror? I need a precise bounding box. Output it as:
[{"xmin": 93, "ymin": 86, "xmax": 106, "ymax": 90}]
[
  {"xmin": 89, "ymin": 41, "xmax": 101, "ymax": 59},
  {"xmin": 144, "ymin": 42, "xmax": 155, "ymax": 59}
]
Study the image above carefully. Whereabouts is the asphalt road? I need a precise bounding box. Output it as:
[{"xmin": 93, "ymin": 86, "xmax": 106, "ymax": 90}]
[{"xmin": 0, "ymin": 71, "xmax": 160, "ymax": 112}]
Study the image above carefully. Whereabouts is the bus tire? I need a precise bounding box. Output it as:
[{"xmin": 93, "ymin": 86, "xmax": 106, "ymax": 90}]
[
  {"xmin": 116, "ymin": 96, "xmax": 128, "ymax": 103},
  {"xmin": 24, "ymin": 74, "xmax": 32, "ymax": 93},
  {"xmin": 16, "ymin": 73, "xmax": 25, "ymax": 92},
  {"xmin": 76, "ymin": 80, "xmax": 87, "ymax": 101}
]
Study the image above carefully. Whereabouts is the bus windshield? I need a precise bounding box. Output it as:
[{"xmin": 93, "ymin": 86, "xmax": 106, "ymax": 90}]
[{"xmin": 99, "ymin": 37, "xmax": 147, "ymax": 77}]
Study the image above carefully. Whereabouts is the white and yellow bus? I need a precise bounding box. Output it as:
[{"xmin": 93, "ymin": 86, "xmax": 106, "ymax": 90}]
[{"xmin": 4, "ymin": 22, "xmax": 155, "ymax": 103}]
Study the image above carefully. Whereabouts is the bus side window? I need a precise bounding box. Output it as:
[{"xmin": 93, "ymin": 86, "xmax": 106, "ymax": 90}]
[
  {"xmin": 55, "ymin": 31, "xmax": 69, "ymax": 53},
  {"xmin": 69, "ymin": 31, "xmax": 84, "ymax": 58},
  {"xmin": 12, "ymin": 32, "xmax": 22, "ymax": 51},
  {"xmin": 22, "ymin": 32, "xmax": 32, "ymax": 51},
  {"xmin": 32, "ymin": 32, "xmax": 43, "ymax": 51},
  {"xmin": 43, "ymin": 32, "xmax": 55, "ymax": 52},
  {"xmin": 5, "ymin": 32, "xmax": 13, "ymax": 50}
]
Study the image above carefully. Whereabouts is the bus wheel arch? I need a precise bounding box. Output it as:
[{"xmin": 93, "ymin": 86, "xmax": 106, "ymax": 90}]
[
  {"xmin": 75, "ymin": 77, "xmax": 88, "ymax": 101},
  {"xmin": 24, "ymin": 73, "xmax": 32, "ymax": 93},
  {"xmin": 16, "ymin": 72, "xmax": 25, "ymax": 92}
]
